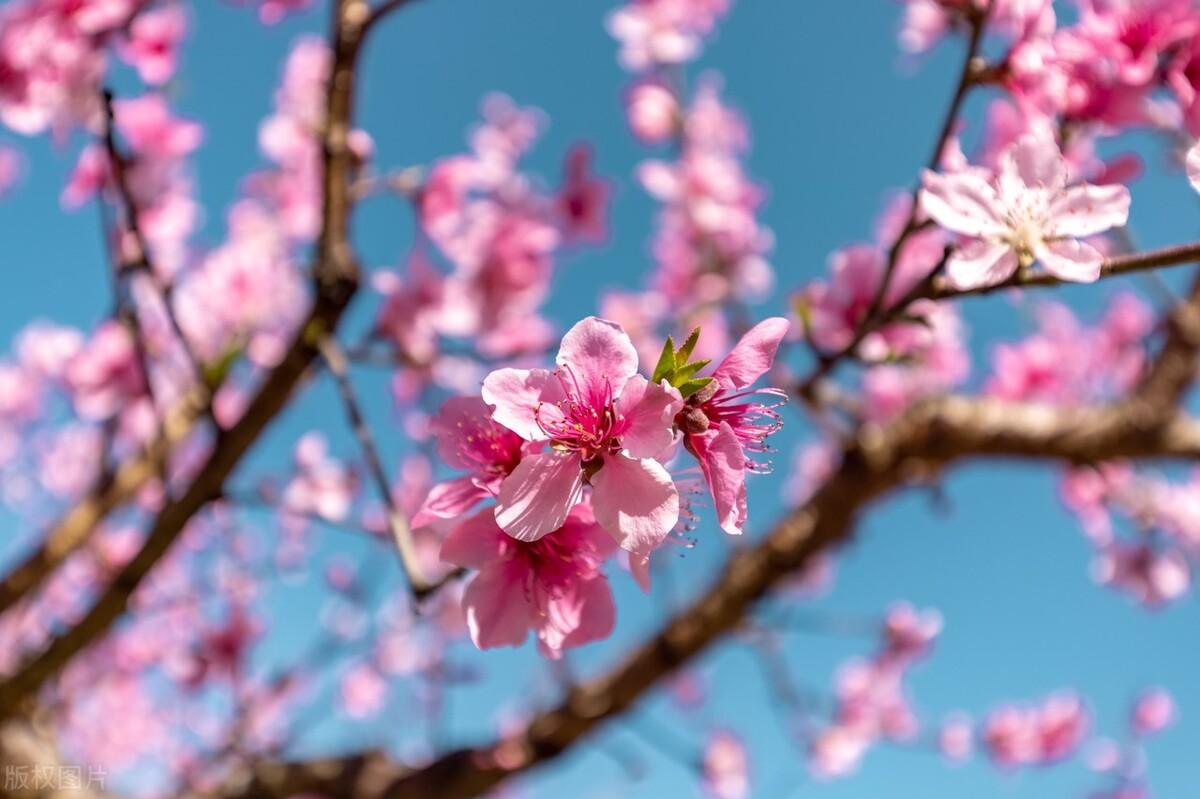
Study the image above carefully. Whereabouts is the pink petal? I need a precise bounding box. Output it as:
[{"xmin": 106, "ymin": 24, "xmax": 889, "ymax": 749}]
[
  {"xmin": 712, "ymin": 316, "xmax": 790, "ymax": 391},
  {"xmin": 919, "ymin": 170, "xmax": 1006, "ymax": 238},
  {"xmin": 494, "ymin": 451, "xmax": 584, "ymax": 542},
  {"xmin": 1002, "ymin": 134, "xmax": 1067, "ymax": 189},
  {"xmin": 591, "ymin": 454, "xmax": 679, "ymax": 553},
  {"xmin": 431, "ymin": 396, "xmax": 497, "ymax": 468},
  {"xmin": 439, "ymin": 507, "xmax": 505, "ymax": 569},
  {"xmin": 481, "ymin": 367, "xmax": 558, "ymax": 441},
  {"xmin": 464, "ymin": 564, "xmax": 532, "ymax": 649},
  {"xmin": 1035, "ymin": 239, "xmax": 1104, "ymax": 283},
  {"xmin": 556, "ymin": 317, "xmax": 639, "ymax": 404},
  {"xmin": 1045, "ymin": 183, "xmax": 1130, "ymax": 238},
  {"xmin": 551, "ymin": 577, "xmax": 616, "ymax": 652},
  {"xmin": 414, "ymin": 476, "xmax": 489, "ymax": 528},
  {"xmin": 1188, "ymin": 142, "xmax": 1200, "ymax": 193},
  {"xmin": 945, "ymin": 240, "xmax": 1019, "ymax": 289},
  {"xmin": 616, "ymin": 375, "xmax": 683, "ymax": 459},
  {"xmin": 690, "ymin": 423, "xmax": 748, "ymax": 536}
]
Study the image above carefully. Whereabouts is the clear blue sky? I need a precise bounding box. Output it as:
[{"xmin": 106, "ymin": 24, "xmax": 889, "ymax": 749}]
[{"xmin": 1, "ymin": 1, "xmax": 1197, "ymax": 797}]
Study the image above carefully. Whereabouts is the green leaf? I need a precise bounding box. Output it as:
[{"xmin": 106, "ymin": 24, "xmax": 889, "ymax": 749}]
[
  {"xmin": 672, "ymin": 358, "xmax": 711, "ymax": 384},
  {"xmin": 676, "ymin": 327, "xmax": 702, "ymax": 365},
  {"xmin": 651, "ymin": 335, "xmax": 677, "ymax": 384},
  {"xmin": 677, "ymin": 376, "xmax": 714, "ymax": 399}
]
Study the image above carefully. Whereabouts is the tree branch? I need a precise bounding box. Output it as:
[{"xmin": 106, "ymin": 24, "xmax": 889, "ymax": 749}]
[
  {"xmin": 0, "ymin": 0, "xmax": 385, "ymax": 717},
  {"xmin": 207, "ymin": 394, "xmax": 1200, "ymax": 799}
]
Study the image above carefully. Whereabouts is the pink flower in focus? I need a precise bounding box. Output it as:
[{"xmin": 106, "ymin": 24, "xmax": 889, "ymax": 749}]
[
  {"xmin": 482, "ymin": 317, "xmax": 683, "ymax": 551},
  {"xmin": 681, "ymin": 317, "xmax": 789, "ymax": 535},
  {"xmin": 413, "ymin": 396, "xmax": 526, "ymax": 527},
  {"xmin": 920, "ymin": 135, "xmax": 1131, "ymax": 288},
  {"xmin": 702, "ymin": 730, "xmax": 750, "ymax": 799},
  {"xmin": 1131, "ymin": 687, "xmax": 1175, "ymax": 737},
  {"xmin": 439, "ymin": 503, "xmax": 617, "ymax": 657}
]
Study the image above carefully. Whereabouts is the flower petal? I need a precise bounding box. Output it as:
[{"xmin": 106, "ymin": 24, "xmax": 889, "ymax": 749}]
[
  {"xmin": 1045, "ymin": 183, "xmax": 1130, "ymax": 238},
  {"xmin": 1003, "ymin": 134, "xmax": 1067, "ymax": 190},
  {"xmin": 430, "ymin": 396, "xmax": 500, "ymax": 469},
  {"xmin": 439, "ymin": 506, "xmax": 505, "ymax": 569},
  {"xmin": 1035, "ymin": 239, "xmax": 1104, "ymax": 283},
  {"xmin": 494, "ymin": 451, "xmax": 584, "ymax": 542},
  {"xmin": 945, "ymin": 240, "xmax": 1019, "ymax": 289},
  {"xmin": 690, "ymin": 423, "xmax": 748, "ymax": 536},
  {"xmin": 412, "ymin": 476, "xmax": 489, "ymax": 528},
  {"xmin": 481, "ymin": 367, "xmax": 559, "ymax": 441},
  {"xmin": 464, "ymin": 564, "xmax": 531, "ymax": 650},
  {"xmin": 1188, "ymin": 141, "xmax": 1200, "ymax": 194},
  {"xmin": 712, "ymin": 316, "xmax": 791, "ymax": 390},
  {"xmin": 590, "ymin": 455, "xmax": 679, "ymax": 553},
  {"xmin": 556, "ymin": 316, "xmax": 639, "ymax": 404},
  {"xmin": 616, "ymin": 375, "xmax": 683, "ymax": 459},
  {"xmin": 555, "ymin": 577, "xmax": 617, "ymax": 652},
  {"xmin": 918, "ymin": 170, "xmax": 1006, "ymax": 238}
]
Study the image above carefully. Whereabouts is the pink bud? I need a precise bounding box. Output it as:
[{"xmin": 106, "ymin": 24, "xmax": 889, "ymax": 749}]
[{"xmin": 626, "ymin": 80, "xmax": 679, "ymax": 144}]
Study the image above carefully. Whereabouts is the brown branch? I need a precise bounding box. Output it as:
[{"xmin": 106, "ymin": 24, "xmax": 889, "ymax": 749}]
[
  {"xmin": 0, "ymin": 389, "xmax": 206, "ymax": 618},
  {"xmin": 316, "ymin": 334, "xmax": 433, "ymax": 595},
  {"xmin": 0, "ymin": 0, "xmax": 387, "ymax": 717},
  {"xmin": 800, "ymin": 239, "xmax": 1200, "ymax": 401},
  {"xmin": 206, "ymin": 395, "xmax": 1200, "ymax": 799}
]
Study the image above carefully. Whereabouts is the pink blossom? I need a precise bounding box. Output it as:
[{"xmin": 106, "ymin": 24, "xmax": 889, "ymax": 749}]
[
  {"xmin": 556, "ymin": 143, "xmax": 610, "ymax": 245},
  {"xmin": 64, "ymin": 321, "xmax": 145, "ymax": 420},
  {"xmin": 1094, "ymin": 542, "xmax": 1191, "ymax": 607},
  {"xmin": 339, "ymin": 663, "xmax": 388, "ymax": 719},
  {"xmin": 482, "ymin": 317, "xmax": 683, "ymax": 551},
  {"xmin": 1130, "ymin": 687, "xmax": 1175, "ymax": 737},
  {"xmin": 702, "ymin": 730, "xmax": 750, "ymax": 799},
  {"xmin": 413, "ymin": 396, "xmax": 526, "ymax": 527},
  {"xmin": 281, "ymin": 433, "xmax": 357, "ymax": 523},
  {"xmin": 625, "ymin": 79, "xmax": 679, "ymax": 143},
  {"xmin": 920, "ymin": 135, "xmax": 1131, "ymax": 288},
  {"xmin": 982, "ymin": 693, "xmax": 1089, "ymax": 768},
  {"xmin": 881, "ymin": 602, "xmax": 942, "ymax": 663},
  {"xmin": 681, "ymin": 317, "xmax": 789, "ymax": 535},
  {"xmin": 439, "ymin": 502, "xmax": 617, "ymax": 656},
  {"xmin": 939, "ymin": 714, "xmax": 974, "ymax": 762},
  {"xmin": 119, "ymin": 4, "xmax": 188, "ymax": 85},
  {"xmin": 607, "ymin": 0, "xmax": 730, "ymax": 71}
]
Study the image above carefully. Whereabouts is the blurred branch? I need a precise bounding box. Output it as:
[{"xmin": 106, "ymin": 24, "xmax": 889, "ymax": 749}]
[
  {"xmin": 0, "ymin": 0, "xmax": 394, "ymax": 718},
  {"xmin": 205, "ymin": 394, "xmax": 1200, "ymax": 799}
]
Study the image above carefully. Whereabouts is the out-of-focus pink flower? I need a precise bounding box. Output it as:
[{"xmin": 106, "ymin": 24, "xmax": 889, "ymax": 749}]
[
  {"xmin": 281, "ymin": 433, "xmax": 357, "ymax": 523},
  {"xmin": 338, "ymin": 663, "xmax": 388, "ymax": 719},
  {"xmin": 1094, "ymin": 542, "xmax": 1191, "ymax": 607},
  {"xmin": 681, "ymin": 317, "xmax": 789, "ymax": 535},
  {"xmin": 64, "ymin": 321, "xmax": 145, "ymax": 420},
  {"xmin": 483, "ymin": 317, "xmax": 682, "ymax": 552},
  {"xmin": 0, "ymin": 145, "xmax": 20, "ymax": 197},
  {"xmin": 113, "ymin": 94, "xmax": 202, "ymax": 160},
  {"xmin": 556, "ymin": 144, "xmax": 610, "ymax": 245},
  {"xmin": 702, "ymin": 730, "xmax": 750, "ymax": 799},
  {"xmin": 439, "ymin": 502, "xmax": 617, "ymax": 657},
  {"xmin": 881, "ymin": 602, "xmax": 942, "ymax": 662},
  {"xmin": 1130, "ymin": 687, "xmax": 1175, "ymax": 737},
  {"xmin": 412, "ymin": 396, "xmax": 526, "ymax": 527},
  {"xmin": 626, "ymin": 79, "xmax": 679, "ymax": 143},
  {"xmin": 920, "ymin": 135, "xmax": 1131, "ymax": 288},
  {"xmin": 982, "ymin": 693, "xmax": 1089, "ymax": 768},
  {"xmin": 939, "ymin": 714, "xmax": 974, "ymax": 762},
  {"xmin": 119, "ymin": 4, "xmax": 188, "ymax": 85},
  {"xmin": 606, "ymin": 0, "xmax": 730, "ymax": 71}
]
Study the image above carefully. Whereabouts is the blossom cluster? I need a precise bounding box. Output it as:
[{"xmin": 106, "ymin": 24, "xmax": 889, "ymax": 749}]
[{"xmin": 429, "ymin": 315, "xmax": 787, "ymax": 654}]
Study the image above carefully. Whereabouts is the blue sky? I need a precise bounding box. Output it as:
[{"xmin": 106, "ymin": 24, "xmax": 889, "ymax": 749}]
[{"xmin": 1, "ymin": 1, "xmax": 1198, "ymax": 797}]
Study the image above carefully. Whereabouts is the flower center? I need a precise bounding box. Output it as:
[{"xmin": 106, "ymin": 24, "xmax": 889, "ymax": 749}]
[{"xmin": 534, "ymin": 365, "xmax": 625, "ymax": 461}]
